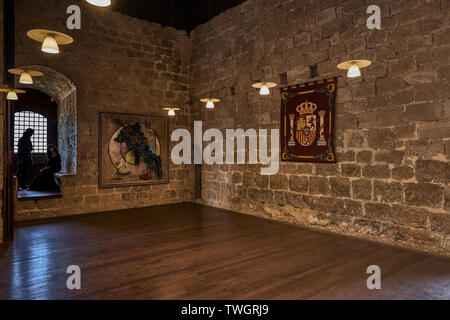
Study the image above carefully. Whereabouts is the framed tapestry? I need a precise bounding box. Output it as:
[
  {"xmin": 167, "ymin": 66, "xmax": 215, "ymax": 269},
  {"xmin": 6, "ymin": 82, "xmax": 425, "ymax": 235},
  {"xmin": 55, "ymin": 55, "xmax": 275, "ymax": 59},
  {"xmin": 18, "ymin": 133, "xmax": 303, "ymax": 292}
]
[
  {"xmin": 280, "ymin": 77, "xmax": 337, "ymax": 163},
  {"xmin": 99, "ymin": 112, "xmax": 169, "ymax": 188}
]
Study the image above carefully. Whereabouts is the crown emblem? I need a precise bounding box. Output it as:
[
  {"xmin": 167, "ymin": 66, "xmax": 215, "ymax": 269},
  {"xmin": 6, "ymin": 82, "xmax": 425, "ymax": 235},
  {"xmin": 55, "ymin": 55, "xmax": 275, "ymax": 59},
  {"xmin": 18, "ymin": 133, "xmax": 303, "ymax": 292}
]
[{"xmin": 296, "ymin": 100, "xmax": 317, "ymax": 115}]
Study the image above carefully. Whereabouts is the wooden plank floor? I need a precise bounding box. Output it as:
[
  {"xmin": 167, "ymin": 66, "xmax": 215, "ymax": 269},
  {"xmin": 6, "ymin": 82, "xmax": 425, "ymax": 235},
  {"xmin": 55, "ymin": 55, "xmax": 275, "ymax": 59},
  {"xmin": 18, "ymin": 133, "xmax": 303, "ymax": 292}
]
[{"xmin": 0, "ymin": 203, "xmax": 449, "ymax": 300}]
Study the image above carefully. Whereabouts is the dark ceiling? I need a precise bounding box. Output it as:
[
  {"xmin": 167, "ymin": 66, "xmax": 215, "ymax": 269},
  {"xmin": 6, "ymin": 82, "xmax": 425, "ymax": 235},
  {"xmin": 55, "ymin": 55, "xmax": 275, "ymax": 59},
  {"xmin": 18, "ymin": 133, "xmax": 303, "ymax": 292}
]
[{"xmin": 111, "ymin": 0, "xmax": 247, "ymax": 33}]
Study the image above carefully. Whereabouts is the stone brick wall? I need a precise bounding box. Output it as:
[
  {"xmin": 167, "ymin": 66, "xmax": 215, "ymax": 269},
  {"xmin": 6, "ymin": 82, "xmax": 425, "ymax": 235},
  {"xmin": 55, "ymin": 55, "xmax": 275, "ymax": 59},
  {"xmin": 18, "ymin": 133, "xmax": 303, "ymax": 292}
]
[
  {"xmin": 12, "ymin": 0, "xmax": 195, "ymax": 220},
  {"xmin": 190, "ymin": 0, "xmax": 450, "ymax": 255}
]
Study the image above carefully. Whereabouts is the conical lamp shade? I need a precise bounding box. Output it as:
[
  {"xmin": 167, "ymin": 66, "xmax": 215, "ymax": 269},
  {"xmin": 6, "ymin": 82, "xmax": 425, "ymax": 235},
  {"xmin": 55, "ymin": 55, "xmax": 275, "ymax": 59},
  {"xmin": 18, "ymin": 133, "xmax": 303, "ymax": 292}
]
[
  {"xmin": 7, "ymin": 91, "xmax": 18, "ymax": 100},
  {"xmin": 206, "ymin": 101, "xmax": 215, "ymax": 109},
  {"xmin": 19, "ymin": 72, "xmax": 33, "ymax": 84},
  {"xmin": 347, "ymin": 64, "xmax": 361, "ymax": 78},
  {"xmin": 260, "ymin": 85, "xmax": 270, "ymax": 95},
  {"xmin": 42, "ymin": 36, "xmax": 59, "ymax": 54},
  {"xmin": 86, "ymin": 0, "xmax": 111, "ymax": 7}
]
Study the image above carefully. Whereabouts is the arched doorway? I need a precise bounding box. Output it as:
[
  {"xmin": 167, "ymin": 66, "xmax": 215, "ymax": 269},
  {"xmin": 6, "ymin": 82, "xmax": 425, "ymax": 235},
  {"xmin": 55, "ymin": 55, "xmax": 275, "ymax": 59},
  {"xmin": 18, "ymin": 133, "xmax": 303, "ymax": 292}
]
[{"xmin": 14, "ymin": 65, "xmax": 77, "ymax": 174}]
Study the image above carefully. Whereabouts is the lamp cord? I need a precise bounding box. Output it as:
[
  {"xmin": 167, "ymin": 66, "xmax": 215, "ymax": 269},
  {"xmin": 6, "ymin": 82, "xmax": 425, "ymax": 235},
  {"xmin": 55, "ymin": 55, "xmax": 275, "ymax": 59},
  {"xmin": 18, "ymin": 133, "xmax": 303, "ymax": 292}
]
[
  {"xmin": 209, "ymin": 0, "xmax": 212, "ymax": 20},
  {"xmin": 169, "ymin": 0, "xmax": 173, "ymax": 26}
]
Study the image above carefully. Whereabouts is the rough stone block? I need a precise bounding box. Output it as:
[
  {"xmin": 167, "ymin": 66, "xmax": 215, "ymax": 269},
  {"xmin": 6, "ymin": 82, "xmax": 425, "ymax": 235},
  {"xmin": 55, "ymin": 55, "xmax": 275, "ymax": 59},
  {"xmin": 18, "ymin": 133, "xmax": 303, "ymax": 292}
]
[
  {"xmin": 338, "ymin": 151, "xmax": 355, "ymax": 162},
  {"xmin": 310, "ymin": 196, "xmax": 343, "ymax": 218},
  {"xmin": 280, "ymin": 164, "xmax": 297, "ymax": 175},
  {"xmin": 84, "ymin": 196, "xmax": 100, "ymax": 205},
  {"xmin": 390, "ymin": 21, "xmax": 421, "ymax": 42},
  {"xmin": 405, "ymin": 183, "xmax": 444, "ymax": 208},
  {"xmin": 254, "ymin": 175, "xmax": 269, "ymax": 188},
  {"xmin": 356, "ymin": 151, "xmax": 372, "ymax": 164},
  {"xmin": 352, "ymin": 179, "xmax": 372, "ymax": 200},
  {"xmin": 316, "ymin": 7, "xmax": 336, "ymax": 25},
  {"xmin": 364, "ymin": 62, "xmax": 388, "ymax": 79},
  {"xmin": 434, "ymin": 28, "xmax": 450, "ymax": 45},
  {"xmin": 294, "ymin": 32, "xmax": 312, "ymax": 47},
  {"xmin": 365, "ymin": 203, "xmax": 428, "ymax": 228},
  {"xmin": 364, "ymin": 202, "xmax": 391, "ymax": 221},
  {"xmin": 406, "ymin": 103, "xmax": 444, "ymax": 122},
  {"xmin": 374, "ymin": 181, "xmax": 404, "ymax": 203},
  {"xmin": 357, "ymin": 110, "xmax": 380, "ymax": 128},
  {"xmin": 415, "ymin": 160, "xmax": 447, "ymax": 184},
  {"xmin": 329, "ymin": 177, "xmax": 351, "ymax": 198},
  {"xmin": 352, "ymin": 218, "xmax": 382, "ymax": 235},
  {"xmin": 393, "ymin": 205, "xmax": 429, "ymax": 229},
  {"xmin": 389, "ymin": 55, "xmax": 417, "ymax": 75},
  {"xmin": 367, "ymin": 96, "xmax": 387, "ymax": 110},
  {"xmin": 248, "ymin": 188, "xmax": 273, "ymax": 203},
  {"xmin": 375, "ymin": 150, "xmax": 405, "ymax": 165},
  {"xmin": 328, "ymin": 43, "xmax": 346, "ymax": 59},
  {"xmin": 343, "ymin": 199, "xmax": 363, "ymax": 217},
  {"xmin": 322, "ymin": 17, "xmax": 352, "ymax": 37},
  {"xmin": 337, "ymin": 113, "xmax": 358, "ymax": 130},
  {"xmin": 417, "ymin": 122, "xmax": 450, "ymax": 139},
  {"xmin": 363, "ymin": 165, "xmax": 390, "ymax": 179},
  {"xmin": 377, "ymin": 106, "xmax": 406, "ymax": 127},
  {"xmin": 315, "ymin": 164, "xmax": 339, "ymax": 176},
  {"xmin": 284, "ymin": 192, "xmax": 310, "ymax": 210},
  {"xmin": 309, "ymin": 176, "xmax": 330, "ymax": 195},
  {"xmin": 395, "ymin": 125, "xmax": 416, "ymax": 140},
  {"xmin": 341, "ymin": 164, "xmax": 361, "ymax": 177},
  {"xmin": 405, "ymin": 139, "xmax": 445, "ymax": 159},
  {"xmin": 297, "ymin": 164, "xmax": 314, "ymax": 175},
  {"xmin": 344, "ymin": 130, "xmax": 368, "ymax": 148},
  {"xmin": 270, "ymin": 174, "xmax": 289, "ymax": 190},
  {"xmin": 352, "ymin": 81, "xmax": 376, "ymax": 99},
  {"xmin": 376, "ymin": 78, "xmax": 407, "ymax": 96},
  {"xmin": 392, "ymin": 166, "xmax": 415, "ymax": 181},
  {"xmin": 414, "ymin": 83, "xmax": 448, "ymax": 102},
  {"xmin": 367, "ymin": 128, "xmax": 396, "ymax": 150},
  {"xmin": 429, "ymin": 213, "xmax": 450, "ymax": 233},
  {"xmin": 289, "ymin": 175, "xmax": 309, "ymax": 193},
  {"xmin": 390, "ymin": 90, "xmax": 415, "ymax": 106}
]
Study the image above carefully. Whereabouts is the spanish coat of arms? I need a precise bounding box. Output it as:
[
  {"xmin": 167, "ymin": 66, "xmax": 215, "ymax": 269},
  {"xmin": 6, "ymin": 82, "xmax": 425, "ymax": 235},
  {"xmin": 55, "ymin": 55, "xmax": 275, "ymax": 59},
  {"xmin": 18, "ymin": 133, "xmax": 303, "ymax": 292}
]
[{"xmin": 281, "ymin": 78, "xmax": 337, "ymax": 163}]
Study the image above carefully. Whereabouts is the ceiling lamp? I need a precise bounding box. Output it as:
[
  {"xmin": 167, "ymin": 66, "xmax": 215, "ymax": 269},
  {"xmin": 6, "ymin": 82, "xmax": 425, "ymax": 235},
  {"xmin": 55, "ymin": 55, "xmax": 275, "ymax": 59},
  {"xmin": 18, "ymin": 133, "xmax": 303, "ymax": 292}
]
[
  {"xmin": 0, "ymin": 89, "xmax": 26, "ymax": 100},
  {"xmin": 337, "ymin": 60, "xmax": 372, "ymax": 78},
  {"xmin": 163, "ymin": 107, "xmax": 180, "ymax": 116},
  {"xmin": 86, "ymin": 0, "xmax": 111, "ymax": 7},
  {"xmin": 27, "ymin": 29, "xmax": 74, "ymax": 54},
  {"xmin": 200, "ymin": 98, "xmax": 220, "ymax": 109},
  {"xmin": 252, "ymin": 82, "xmax": 277, "ymax": 96},
  {"xmin": 8, "ymin": 68, "xmax": 44, "ymax": 85}
]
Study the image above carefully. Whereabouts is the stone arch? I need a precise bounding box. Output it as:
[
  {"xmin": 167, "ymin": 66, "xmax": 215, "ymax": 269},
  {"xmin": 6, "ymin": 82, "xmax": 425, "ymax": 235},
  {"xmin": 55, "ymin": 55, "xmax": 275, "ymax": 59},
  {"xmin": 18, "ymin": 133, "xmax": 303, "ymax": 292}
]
[{"xmin": 14, "ymin": 65, "xmax": 77, "ymax": 174}]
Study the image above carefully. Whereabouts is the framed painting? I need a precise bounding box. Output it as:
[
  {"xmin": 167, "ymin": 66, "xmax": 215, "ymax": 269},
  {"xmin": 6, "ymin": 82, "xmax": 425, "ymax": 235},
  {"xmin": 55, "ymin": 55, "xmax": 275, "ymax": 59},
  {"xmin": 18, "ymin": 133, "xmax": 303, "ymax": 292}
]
[
  {"xmin": 99, "ymin": 112, "xmax": 169, "ymax": 188},
  {"xmin": 280, "ymin": 77, "xmax": 337, "ymax": 163}
]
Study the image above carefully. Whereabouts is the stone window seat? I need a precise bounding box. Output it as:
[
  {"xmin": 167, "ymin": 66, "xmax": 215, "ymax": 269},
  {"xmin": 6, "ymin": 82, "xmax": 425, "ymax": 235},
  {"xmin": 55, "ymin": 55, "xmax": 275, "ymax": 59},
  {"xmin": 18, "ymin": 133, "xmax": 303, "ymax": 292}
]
[
  {"xmin": 15, "ymin": 172, "xmax": 74, "ymax": 201},
  {"xmin": 18, "ymin": 189, "xmax": 62, "ymax": 201}
]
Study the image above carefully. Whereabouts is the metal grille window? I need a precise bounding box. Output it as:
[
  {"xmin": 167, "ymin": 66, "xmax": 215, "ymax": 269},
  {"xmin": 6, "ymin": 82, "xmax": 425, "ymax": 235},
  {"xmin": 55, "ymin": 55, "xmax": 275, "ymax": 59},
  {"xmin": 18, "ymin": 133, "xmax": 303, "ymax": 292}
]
[{"xmin": 14, "ymin": 111, "xmax": 48, "ymax": 154}]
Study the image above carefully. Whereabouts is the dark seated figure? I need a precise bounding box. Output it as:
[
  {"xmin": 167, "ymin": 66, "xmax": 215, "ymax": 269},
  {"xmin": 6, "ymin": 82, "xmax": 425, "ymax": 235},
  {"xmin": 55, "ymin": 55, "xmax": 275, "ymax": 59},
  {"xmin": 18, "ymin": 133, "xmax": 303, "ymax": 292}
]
[{"xmin": 29, "ymin": 145, "xmax": 62, "ymax": 192}]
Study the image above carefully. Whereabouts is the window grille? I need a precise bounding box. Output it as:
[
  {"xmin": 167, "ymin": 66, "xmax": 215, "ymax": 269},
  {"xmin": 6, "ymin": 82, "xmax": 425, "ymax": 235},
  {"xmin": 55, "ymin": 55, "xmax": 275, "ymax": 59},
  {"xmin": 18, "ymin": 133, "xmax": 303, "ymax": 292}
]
[{"xmin": 14, "ymin": 111, "xmax": 48, "ymax": 154}]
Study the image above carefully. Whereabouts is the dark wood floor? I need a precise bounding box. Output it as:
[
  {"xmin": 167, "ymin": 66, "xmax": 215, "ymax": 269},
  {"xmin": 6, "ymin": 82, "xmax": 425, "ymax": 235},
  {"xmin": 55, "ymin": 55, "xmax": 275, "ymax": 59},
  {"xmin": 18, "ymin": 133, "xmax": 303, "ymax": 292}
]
[{"xmin": 0, "ymin": 203, "xmax": 449, "ymax": 300}]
